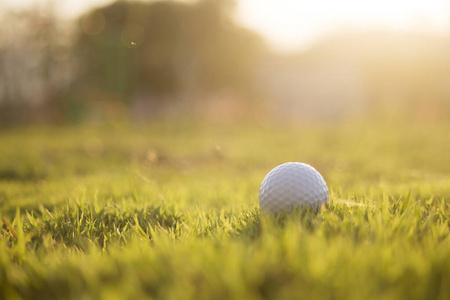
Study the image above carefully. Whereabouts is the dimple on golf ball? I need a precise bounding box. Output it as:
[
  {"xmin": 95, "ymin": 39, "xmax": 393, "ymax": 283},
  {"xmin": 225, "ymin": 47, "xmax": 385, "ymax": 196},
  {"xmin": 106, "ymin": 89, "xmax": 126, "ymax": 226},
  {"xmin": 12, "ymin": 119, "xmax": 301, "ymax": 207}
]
[{"xmin": 259, "ymin": 162, "xmax": 329, "ymax": 213}]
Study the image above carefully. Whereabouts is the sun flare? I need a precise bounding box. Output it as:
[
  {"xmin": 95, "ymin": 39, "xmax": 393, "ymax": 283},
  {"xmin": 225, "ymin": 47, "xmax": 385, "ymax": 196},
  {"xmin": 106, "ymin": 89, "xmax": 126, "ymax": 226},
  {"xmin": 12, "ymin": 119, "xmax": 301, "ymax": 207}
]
[{"xmin": 236, "ymin": 0, "xmax": 450, "ymax": 51}]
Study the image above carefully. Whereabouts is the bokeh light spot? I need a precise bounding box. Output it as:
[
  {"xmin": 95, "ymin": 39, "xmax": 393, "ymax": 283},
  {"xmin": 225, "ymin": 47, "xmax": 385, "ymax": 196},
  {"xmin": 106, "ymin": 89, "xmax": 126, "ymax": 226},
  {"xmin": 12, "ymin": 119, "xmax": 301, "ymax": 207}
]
[
  {"xmin": 81, "ymin": 11, "xmax": 106, "ymax": 36},
  {"xmin": 121, "ymin": 24, "xmax": 145, "ymax": 48}
]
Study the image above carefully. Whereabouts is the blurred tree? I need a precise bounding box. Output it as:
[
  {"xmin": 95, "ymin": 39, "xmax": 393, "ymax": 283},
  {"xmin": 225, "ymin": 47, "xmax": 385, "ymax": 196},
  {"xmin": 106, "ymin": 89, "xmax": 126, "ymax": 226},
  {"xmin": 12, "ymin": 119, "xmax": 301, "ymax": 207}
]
[
  {"xmin": 74, "ymin": 0, "xmax": 266, "ymax": 104},
  {"xmin": 0, "ymin": 1, "xmax": 74, "ymax": 123}
]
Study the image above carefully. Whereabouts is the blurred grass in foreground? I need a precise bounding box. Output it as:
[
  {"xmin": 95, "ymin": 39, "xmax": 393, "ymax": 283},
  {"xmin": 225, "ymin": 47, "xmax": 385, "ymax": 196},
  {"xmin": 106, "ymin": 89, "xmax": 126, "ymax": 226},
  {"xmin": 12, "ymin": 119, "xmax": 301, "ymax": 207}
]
[{"xmin": 1, "ymin": 120, "xmax": 450, "ymax": 299}]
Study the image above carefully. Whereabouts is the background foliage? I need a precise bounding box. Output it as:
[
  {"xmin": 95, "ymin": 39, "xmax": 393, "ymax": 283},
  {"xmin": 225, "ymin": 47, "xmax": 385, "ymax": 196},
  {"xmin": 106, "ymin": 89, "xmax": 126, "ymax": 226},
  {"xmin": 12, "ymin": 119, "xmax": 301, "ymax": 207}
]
[{"xmin": 0, "ymin": 0, "xmax": 449, "ymax": 124}]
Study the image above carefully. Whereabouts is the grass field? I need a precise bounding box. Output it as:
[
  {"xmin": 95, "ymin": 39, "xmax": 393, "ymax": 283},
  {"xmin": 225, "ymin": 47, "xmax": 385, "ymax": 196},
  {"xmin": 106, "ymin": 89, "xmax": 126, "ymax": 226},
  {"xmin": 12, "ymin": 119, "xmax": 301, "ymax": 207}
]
[{"xmin": 1, "ymin": 120, "xmax": 450, "ymax": 299}]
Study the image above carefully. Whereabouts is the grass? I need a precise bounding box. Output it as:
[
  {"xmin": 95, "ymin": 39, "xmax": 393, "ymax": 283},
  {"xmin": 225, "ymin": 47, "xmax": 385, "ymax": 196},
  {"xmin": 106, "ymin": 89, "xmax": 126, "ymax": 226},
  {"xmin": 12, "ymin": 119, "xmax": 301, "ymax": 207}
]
[{"xmin": 1, "ymin": 120, "xmax": 449, "ymax": 299}]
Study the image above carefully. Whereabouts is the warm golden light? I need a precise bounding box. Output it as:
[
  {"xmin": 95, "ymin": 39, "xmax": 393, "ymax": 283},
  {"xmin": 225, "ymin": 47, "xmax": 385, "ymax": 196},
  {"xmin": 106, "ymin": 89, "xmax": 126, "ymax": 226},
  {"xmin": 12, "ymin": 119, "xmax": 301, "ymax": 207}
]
[
  {"xmin": 236, "ymin": 0, "xmax": 450, "ymax": 51},
  {"xmin": 4, "ymin": 0, "xmax": 449, "ymax": 52}
]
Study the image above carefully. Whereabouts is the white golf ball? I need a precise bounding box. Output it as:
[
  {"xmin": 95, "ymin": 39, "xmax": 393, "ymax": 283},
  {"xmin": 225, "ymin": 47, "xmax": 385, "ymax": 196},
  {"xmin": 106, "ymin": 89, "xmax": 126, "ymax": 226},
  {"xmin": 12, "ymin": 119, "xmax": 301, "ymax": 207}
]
[{"xmin": 259, "ymin": 162, "xmax": 329, "ymax": 213}]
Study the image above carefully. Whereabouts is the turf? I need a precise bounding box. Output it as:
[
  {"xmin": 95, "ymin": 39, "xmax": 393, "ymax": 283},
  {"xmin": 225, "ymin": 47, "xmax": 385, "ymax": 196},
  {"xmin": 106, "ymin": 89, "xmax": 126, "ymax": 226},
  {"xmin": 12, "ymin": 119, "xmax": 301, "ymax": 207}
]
[{"xmin": 1, "ymin": 120, "xmax": 449, "ymax": 299}]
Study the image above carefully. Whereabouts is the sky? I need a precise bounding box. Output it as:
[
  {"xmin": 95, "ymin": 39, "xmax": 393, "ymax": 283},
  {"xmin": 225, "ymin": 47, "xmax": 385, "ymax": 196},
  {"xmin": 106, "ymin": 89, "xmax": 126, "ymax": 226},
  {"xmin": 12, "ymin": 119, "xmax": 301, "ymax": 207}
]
[
  {"xmin": 2, "ymin": 0, "xmax": 450, "ymax": 51},
  {"xmin": 236, "ymin": 0, "xmax": 450, "ymax": 51}
]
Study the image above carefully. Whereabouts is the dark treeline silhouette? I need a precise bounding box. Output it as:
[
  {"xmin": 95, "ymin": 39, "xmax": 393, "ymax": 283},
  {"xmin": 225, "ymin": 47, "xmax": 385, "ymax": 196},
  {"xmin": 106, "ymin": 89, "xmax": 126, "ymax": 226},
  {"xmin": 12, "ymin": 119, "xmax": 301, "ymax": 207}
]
[
  {"xmin": 75, "ymin": 0, "xmax": 265, "ymax": 100},
  {"xmin": 0, "ymin": 0, "xmax": 266, "ymax": 124},
  {"xmin": 0, "ymin": 1, "xmax": 449, "ymax": 124}
]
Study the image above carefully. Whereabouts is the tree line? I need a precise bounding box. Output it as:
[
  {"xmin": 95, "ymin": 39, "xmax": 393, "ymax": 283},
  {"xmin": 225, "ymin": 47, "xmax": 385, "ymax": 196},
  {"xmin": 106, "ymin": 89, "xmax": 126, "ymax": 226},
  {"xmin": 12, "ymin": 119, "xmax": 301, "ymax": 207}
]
[{"xmin": 0, "ymin": 0, "xmax": 266, "ymax": 123}]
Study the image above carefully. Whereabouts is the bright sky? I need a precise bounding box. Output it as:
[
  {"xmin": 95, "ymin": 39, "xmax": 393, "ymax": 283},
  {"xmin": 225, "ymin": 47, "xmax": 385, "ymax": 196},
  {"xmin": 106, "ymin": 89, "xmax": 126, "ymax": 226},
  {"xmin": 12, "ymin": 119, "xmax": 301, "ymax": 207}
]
[
  {"xmin": 3, "ymin": 0, "xmax": 450, "ymax": 51},
  {"xmin": 236, "ymin": 0, "xmax": 450, "ymax": 51}
]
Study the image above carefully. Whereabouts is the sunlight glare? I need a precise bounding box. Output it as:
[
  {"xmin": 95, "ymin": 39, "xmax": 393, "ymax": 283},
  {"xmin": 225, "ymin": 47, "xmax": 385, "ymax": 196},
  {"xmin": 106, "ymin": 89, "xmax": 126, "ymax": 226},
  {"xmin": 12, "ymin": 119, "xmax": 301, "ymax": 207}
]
[{"xmin": 236, "ymin": 0, "xmax": 450, "ymax": 51}]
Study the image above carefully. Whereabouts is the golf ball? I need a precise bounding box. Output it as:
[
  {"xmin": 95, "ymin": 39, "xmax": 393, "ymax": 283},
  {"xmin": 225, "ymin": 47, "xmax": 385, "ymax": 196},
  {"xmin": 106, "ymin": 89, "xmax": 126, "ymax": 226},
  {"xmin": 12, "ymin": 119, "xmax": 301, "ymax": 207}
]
[{"xmin": 259, "ymin": 162, "xmax": 329, "ymax": 213}]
